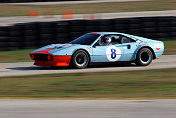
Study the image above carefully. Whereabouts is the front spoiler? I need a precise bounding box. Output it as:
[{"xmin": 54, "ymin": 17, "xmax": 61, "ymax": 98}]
[{"xmin": 34, "ymin": 55, "xmax": 71, "ymax": 66}]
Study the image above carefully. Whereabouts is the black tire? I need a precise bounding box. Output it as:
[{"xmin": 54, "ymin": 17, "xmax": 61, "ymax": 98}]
[
  {"xmin": 0, "ymin": 31, "xmax": 8, "ymax": 36},
  {"xmin": 85, "ymin": 26, "xmax": 100, "ymax": 31},
  {"xmin": 99, "ymin": 25, "xmax": 113, "ymax": 31},
  {"xmin": 39, "ymin": 28, "xmax": 54, "ymax": 34},
  {"xmin": 71, "ymin": 50, "xmax": 90, "ymax": 69},
  {"xmin": 171, "ymin": 22, "xmax": 176, "ymax": 27},
  {"xmin": 70, "ymin": 26, "xmax": 85, "ymax": 32},
  {"xmin": 171, "ymin": 27, "xmax": 176, "ymax": 32},
  {"xmin": 129, "ymin": 29, "xmax": 141, "ymax": 34},
  {"xmin": 129, "ymin": 24, "xmax": 141, "ymax": 29},
  {"xmin": 55, "ymin": 21, "xmax": 70, "ymax": 28},
  {"xmin": 25, "ymin": 22, "xmax": 39, "ymax": 30},
  {"xmin": 157, "ymin": 27, "xmax": 171, "ymax": 33},
  {"xmin": 135, "ymin": 48, "xmax": 153, "ymax": 66},
  {"xmin": 129, "ymin": 18, "xmax": 142, "ymax": 24},
  {"xmin": 69, "ymin": 20, "xmax": 85, "ymax": 26},
  {"xmin": 143, "ymin": 33, "xmax": 158, "ymax": 38},
  {"xmin": 142, "ymin": 22, "xmax": 157, "ymax": 28},
  {"xmin": 25, "ymin": 30, "xmax": 38, "ymax": 36},
  {"xmin": 158, "ymin": 22, "xmax": 171, "ymax": 27},
  {"xmin": 86, "ymin": 20, "xmax": 100, "ymax": 26},
  {"xmin": 56, "ymin": 27, "xmax": 69, "ymax": 33},
  {"xmin": 157, "ymin": 16, "xmax": 173, "ymax": 22},
  {"xmin": 9, "ymin": 31, "xmax": 24, "ymax": 37},
  {"xmin": 97, "ymin": 19, "xmax": 113, "ymax": 25},
  {"xmin": 142, "ymin": 17, "xmax": 158, "ymax": 22},
  {"xmin": 9, "ymin": 24, "xmax": 24, "ymax": 31},
  {"xmin": 113, "ymin": 18, "xmax": 129, "ymax": 24},
  {"xmin": 39, "ymin": 22, "xmax": 55, "ymax": 28},
  {"xmin": 0, "ymin": 37, "xmax": 10, "ymax": 42},
  {"xmin": 143, "ymin": 27, "xmax": 158, "ymax": 33},
  {"xmin": 170, "ymin": 32, "xmax": 176, "ymax": 37}
]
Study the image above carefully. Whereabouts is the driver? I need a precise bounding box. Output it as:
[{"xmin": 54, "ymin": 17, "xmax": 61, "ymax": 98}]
[
  {"xmin": 97, "ymin": 36, "xmax": 112, "ymax": 46},
  {"xmin": 105, "ymin": 37, "xmax": 112, "ymax": 45}
]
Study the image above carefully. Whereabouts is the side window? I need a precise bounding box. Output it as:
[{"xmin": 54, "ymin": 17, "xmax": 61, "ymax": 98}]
[
  {"xmin": 95, "ymin": 34, "xmax": 135, "ymax": 46},
  {"xmin": 101, "ymin": 35, "xmax": 122, "ymax": 46},
  {"xmin": 110, "ymin": 35, "xmax": 121, "ymax": 45},
  {"xmin": 121, "ymin": 36, "xmax": 135, "ymax": 43}
]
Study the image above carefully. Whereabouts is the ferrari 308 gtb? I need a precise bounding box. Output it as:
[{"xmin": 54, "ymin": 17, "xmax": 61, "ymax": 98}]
[{"xmin": 30, "ymin": 32, "xmax": 164, "ymax": 68}]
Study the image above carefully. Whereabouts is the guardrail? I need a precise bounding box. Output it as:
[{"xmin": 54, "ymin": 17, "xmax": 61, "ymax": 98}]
[{"xmin": 0, "ymin": 16, "xmax": 175, "ymax": 51}]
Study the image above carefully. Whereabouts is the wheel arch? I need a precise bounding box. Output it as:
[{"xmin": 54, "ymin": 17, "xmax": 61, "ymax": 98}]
[
  {"xmin": 136, "ymin": 46, "xmax": 156, "ymax": 59},
  {"xmin": 71, "ymin": 48, "xmax": 91, "ymax": 62}
]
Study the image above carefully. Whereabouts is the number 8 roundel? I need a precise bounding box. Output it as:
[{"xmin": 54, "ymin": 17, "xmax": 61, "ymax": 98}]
[{"xmin": 106, "ymin": 46, "xmax": 121, "ymax": 61}]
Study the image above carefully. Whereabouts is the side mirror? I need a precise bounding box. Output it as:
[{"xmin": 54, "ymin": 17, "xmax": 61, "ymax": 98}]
[
  {"xmin": 92, "ymin": 45, "xmax": 96, "ymax": 48},
  {"xmin": 93, "ymin": 42, "xmax": 100, "ymax": 48}
]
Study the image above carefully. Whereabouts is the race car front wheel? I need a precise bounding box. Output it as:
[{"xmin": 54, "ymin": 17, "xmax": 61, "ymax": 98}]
[
  {"xmin": 72, "ymin": 50, "xmax": 90, "ymax": 69},
  {"xmin": 135, "ymin": 48, "xmax": 153, "ymax": 66}
]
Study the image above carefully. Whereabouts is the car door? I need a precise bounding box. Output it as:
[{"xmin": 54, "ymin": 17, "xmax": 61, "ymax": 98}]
[
  {"xmin": 91, "ymin": 35, "xmax": 125, "ymax": 62},
  {"xmin": 119, "ymin": 35, "xmax": 138, "ymax": 61}
]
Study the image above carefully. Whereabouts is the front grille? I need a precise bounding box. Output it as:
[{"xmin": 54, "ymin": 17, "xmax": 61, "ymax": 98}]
[{"xmin": 34, "ymin": 54, "xmax": 52, "ymax": 61}]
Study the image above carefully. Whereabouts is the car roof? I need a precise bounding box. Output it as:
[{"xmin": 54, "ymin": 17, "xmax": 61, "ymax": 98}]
[{"xmin": 89, "ymin": 32, "xmax": 126, "ymax": 35}]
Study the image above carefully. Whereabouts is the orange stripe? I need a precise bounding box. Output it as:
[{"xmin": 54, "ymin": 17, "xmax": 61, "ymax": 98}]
[{"xmin": 138, "ymin": 42, "xmax": 142, "ymax": 45}]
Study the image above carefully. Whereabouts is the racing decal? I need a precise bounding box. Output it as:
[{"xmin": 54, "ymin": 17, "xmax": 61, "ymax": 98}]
[
  {"xmin": 88, "ymin": 48, "xmax": 92, "ymax": 52},
  {"xmin": 138, "ymin": 42, "xmax": 143, "ymax": 45},
  {"xmin": 50, "ymin": 44, "xmax": 56, "ymax": 46},
  {"xmin": 55, "ymin": 44, "xmax": 73, "ymax": 49},
  {"xmin": 138, "ymin": 41, "xmax": 147, "ymax": 45},
  {"xmin": 154, "ymin": 43, "xmax": 162, "ymax": 50},
  {"xmin": 106, "ymin": 46, "xmax": 121, "ymax": 61},
  {"xmin": 33, "ymin": 48, "xmax": 54, "ymax": 54}
]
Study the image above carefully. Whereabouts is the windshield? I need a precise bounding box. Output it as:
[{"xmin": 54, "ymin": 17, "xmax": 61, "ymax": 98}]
[{"xmin": 69, "ymin": 33, "xmax": 100, "ymax": 45}]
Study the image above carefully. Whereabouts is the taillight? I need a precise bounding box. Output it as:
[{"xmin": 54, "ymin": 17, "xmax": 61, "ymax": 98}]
[
  {"xmin": 47, "ymin": 55, "xmax": 52, "ymax": 61},
  {"xmin": 30, "ymin": 54, "xmax": 35, "ymax": 60}
]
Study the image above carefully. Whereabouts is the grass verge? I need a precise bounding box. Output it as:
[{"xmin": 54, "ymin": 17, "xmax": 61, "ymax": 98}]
[
  {"xmin": 163, "ymin": 40, "xmax": 176, "ymax": 55},
  {"xmin": 0, "ymin": 49, "xmax": 34, "ymax": 63},
  {"xmin": 0, "ymin": 68, "xmax": 176, "ymax": 98},
  {"xmin": 0, "ymin": 0, "xmax": 176, "ymax": 17}
]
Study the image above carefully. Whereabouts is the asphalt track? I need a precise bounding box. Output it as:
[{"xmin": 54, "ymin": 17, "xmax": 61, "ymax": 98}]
[
  {"xmin": 1, "ymin": 99, "xmax": 176, "ymax": 118},
  {"xmin": 0, "ymin": 55, "xmax": 176, "ymax": 77},
  {"xmin": 1, "ymin": 10, "xmax": 176, "ymax": 26}
]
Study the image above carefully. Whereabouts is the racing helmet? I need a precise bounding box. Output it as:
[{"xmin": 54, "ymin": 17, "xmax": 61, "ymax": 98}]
[{"xmin": 105, "ymin": 37, "xmax": 112, "ymax": 43}]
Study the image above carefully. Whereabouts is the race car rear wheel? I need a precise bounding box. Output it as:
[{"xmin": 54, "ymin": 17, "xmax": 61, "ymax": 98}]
[
  {"xmin": 135, "ymin": 48, "xmax": 153, "ymax": 66},
  {"xmin": 72, "ymin": 50, "xmax": 90, "ymax": 69}
]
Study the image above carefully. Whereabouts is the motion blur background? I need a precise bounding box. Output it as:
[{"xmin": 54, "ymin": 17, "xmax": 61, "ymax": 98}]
[
  {"xmin": 0, "ymin": 0, "xmax": 176, "ymax": 98},
  {"xmin": 1, "ymin": 1, "xmax": 176, "ymax": 118}
]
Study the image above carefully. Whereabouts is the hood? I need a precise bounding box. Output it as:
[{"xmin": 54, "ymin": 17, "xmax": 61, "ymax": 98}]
[
  {"xmin": 30, "ymin": 44, "xmax": 73, "ymax": 54},
  {"xmin": 30, "ymin": 43, "xmax": 83, "ymax": 55},
  {"xmin": 53, "ymin": 44, "xmax": 78, "ymax": 50}
]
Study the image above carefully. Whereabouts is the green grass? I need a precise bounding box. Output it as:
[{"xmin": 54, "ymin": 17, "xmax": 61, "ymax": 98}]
[
  {"xmin": 0, "ymin": 68, "xmax": 176, "ymax": 97},
  {"xmin": 0, "ymin": 40, "xmax": 175, "ymax": 63},
  {"xmin": 0, "ymin": 0, "xmax": 176, "ymax": 17},
  {"xmin": 0, "ymin": 49, "xmax": 34, "ymax": 63},
  {"xmin": 163, "ymin": 40, "xmax": 176, "ymax": 55}
]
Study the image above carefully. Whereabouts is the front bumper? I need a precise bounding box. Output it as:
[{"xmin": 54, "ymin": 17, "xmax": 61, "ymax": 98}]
[{"xmin": 33, "ymin": 55, "xmax": 71, "ymax": 66}]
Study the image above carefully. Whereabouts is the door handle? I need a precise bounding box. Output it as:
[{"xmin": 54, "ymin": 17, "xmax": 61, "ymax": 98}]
[{"xmin": 127, "ymin": 45, "xmax": 131, "ymax": 49}]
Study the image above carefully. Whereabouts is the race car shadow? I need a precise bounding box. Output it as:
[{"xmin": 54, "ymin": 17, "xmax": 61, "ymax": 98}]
[
  {"xmin": 89, "ymin": 62, "xmax": 136, "ymax": 68},
  {"xmin": 7, "ymin": 66, "xmax": 70, "ymax": 71},
  {"xmin": 7, "ymin": 63, "xmax": 136, "ymax": 71}
]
